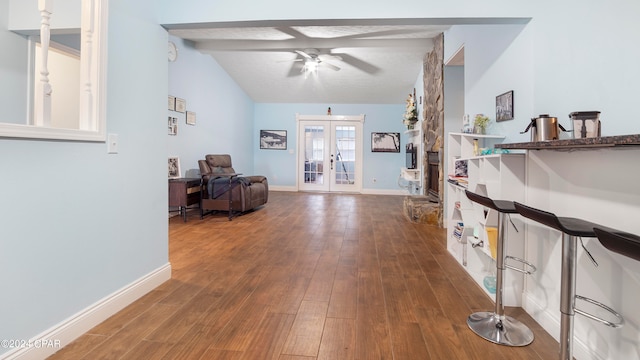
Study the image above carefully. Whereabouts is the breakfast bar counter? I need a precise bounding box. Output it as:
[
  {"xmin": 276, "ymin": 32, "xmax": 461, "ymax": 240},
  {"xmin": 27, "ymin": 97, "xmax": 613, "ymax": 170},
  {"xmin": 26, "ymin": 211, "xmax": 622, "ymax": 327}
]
[
  {"xmin": 489, "ymin": 138, "xmax": 640, "ymax": 360},
  {"xmin": 495, "ymin": 134, "xmax": 640, "ymax": 150}
]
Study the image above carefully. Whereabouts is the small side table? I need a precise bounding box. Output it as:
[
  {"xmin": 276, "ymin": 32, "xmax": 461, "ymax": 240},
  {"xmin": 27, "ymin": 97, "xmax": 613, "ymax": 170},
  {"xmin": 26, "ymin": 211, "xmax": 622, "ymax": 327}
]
[{"xmin": 169, "ymin": 177, "xmax": 201, "ymax": 222}]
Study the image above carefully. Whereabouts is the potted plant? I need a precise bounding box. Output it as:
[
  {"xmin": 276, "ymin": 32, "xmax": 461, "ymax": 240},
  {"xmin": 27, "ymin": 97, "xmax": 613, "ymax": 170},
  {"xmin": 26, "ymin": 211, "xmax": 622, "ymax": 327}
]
[
  {"xmin": 474, "ymin": 114, "xmax": 490, "ymax": 134},
  {"xmin": 403, "ymin": 94, "xmax": 418, "ymax": 130}
]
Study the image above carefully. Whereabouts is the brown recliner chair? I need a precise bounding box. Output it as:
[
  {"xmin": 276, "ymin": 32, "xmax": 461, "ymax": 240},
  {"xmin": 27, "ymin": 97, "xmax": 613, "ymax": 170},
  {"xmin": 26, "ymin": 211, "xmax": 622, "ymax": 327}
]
[{"xmin": 198, "ymin": 154, "xmax": 268, "ymax": 219}]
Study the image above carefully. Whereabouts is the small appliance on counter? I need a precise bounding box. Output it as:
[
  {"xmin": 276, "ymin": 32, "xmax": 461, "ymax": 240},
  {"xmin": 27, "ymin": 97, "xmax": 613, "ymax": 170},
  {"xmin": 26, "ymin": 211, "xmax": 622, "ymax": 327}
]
[
  {"xmin": 520, "ymin": 114, "xmax": 571, "ymax": 141},
  {"xmin": 569, "ymin": 111, "xmax": 601, "ymax": 138}
]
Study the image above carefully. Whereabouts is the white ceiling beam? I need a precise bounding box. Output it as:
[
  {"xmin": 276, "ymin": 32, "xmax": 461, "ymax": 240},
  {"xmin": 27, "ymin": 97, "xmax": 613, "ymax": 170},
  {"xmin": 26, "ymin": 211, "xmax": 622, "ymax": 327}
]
[{"xmin": 194, "ymin": 38, "xmax": 433, "ymax": 52}]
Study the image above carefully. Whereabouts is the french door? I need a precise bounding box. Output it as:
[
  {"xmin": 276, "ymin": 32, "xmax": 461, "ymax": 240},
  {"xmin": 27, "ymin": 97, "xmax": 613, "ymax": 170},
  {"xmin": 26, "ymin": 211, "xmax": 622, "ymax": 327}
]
[{"xmin": 297, "ymin": 115, "xmax": 364, "ymax": 193}]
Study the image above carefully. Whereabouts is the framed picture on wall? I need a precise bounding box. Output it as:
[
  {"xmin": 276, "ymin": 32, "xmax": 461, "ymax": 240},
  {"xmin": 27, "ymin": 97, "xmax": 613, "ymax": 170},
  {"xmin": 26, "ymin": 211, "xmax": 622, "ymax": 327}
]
[
  {"xmin": 175, "ymin": 98, "xmax": 186, "ymax": 113},
  {"xmin": 260, "ymin": 130, "xmax": 287, "ymax": 150},
  {"xmin": 168, "ymin": 95, "xmax": 176, "ymax": 111},
  {"xmin": 371, "ymin": 132, "xmax": 400, "ymax": 153},
  {"xmin": 168, "ymin": 116, "xmax": 178, "ymax": 135},
  {"xmin": 186, "ymin": 111, "xmax": 196, "ymax": 125},
  {"xmin": 496, "ymin": 90, "xmax": 514, "ymax": 122},
  {"xmin": 168, "ymin": 156, "xmax": 181, "ymax": 179}
]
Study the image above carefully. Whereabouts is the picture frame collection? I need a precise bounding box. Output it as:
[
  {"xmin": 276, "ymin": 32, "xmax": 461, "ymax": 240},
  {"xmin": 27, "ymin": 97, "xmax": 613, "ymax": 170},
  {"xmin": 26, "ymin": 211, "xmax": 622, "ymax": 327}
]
[{"xmin": 168, "ymin": 95, "xmax": 195, "ymax": 135}]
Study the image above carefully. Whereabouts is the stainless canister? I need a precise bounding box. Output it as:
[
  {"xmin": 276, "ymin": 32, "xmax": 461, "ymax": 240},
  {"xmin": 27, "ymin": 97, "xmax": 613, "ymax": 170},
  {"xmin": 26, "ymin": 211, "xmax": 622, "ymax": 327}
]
[{"xmin": 520, "ymin": 115, "xmax": 569, "ymax": 141}]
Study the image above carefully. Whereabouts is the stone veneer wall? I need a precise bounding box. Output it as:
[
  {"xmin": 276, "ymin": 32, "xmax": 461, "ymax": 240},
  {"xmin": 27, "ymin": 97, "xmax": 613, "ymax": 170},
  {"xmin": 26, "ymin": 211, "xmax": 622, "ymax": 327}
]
[{"xmin": 404, "ymin": 33, "xmax": 444, "ymax": 226}]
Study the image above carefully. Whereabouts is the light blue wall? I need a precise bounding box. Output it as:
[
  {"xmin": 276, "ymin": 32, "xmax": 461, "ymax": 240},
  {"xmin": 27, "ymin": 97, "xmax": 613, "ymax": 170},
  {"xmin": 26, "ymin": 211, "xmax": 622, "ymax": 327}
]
[
  {"xmin": 0, "ymin": 0, "xmax": 28, "ymax": 124},
  {"xmin": 444, "ymin": 24, "xmax": 534, "ymax": 143},
  {"xmin": 166, "ymin": 39, "xmax": 408, "ymax": 192},
  {"xmin": 440, "ymin": 11, "xmax": 640, "ymax": 360},
  {"xmin": 167, "ymin": 36, "xmax": 254, "ymax": 177},
  {"xmin": 159, "ymin": 0, "xmax": 640, "ymax": 137},
  {"xmin": 443, "ymin": 64, "xmax": 464, "ymax": 185},
  {"xmin": 0, "ymin": 0, "xmax": 169, "ymax": 355},
  {"xmin": 8, "ymin": 0, "xmax": 81, "ymax": 31},
  {"xmin": 253, "ymin": 103, "xmax": 406, "ymax": 191},
  {"xmin": 2, "ymin": 0, "xmax": 640, "ymax": 357}
]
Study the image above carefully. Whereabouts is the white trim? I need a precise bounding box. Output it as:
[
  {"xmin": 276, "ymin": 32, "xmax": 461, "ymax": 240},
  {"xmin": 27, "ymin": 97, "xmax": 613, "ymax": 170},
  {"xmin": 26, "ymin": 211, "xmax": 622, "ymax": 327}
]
[
  {"xmin": 296, "ymin": 115, "xmax": 365, "ymax": 193},
  {"xmin": 361, "ymin": 188, "xmax": 409, "ymax": 196},
  {"xmin": 268, "ymin": 185, "xmax": 298, "ymax": 192},
  {"xmin": 1, "ymin": 263, "xmax": 171, "ymax": 360},
  {"xmin": 296, "ymin": 114, "xmax": 365, "ymax": 123},
  {"xmin": 269, "ymin": 188, "xmax": 409, "ymax": 195}
]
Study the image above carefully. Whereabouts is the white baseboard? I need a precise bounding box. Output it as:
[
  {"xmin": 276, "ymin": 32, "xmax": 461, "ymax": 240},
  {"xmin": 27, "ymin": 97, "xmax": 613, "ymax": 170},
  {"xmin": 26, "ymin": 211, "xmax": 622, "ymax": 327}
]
[
  {"xmin": 269, "ymin": 186, "xmax": 409, "ymax": 196},
  {"xmin": 523, "ymin": 292, "xmax": 604, "ymax": 360},
  {"xmin": 268, "ymin": 185, "xmax": 297, "ymax": 192},
  {"xmin": 361, "ymin": 188, "xmax": 409, "ymax": 195},
  {"xmin": 2, "ymin": 263, "xmax": 171, "ymax": 360}
]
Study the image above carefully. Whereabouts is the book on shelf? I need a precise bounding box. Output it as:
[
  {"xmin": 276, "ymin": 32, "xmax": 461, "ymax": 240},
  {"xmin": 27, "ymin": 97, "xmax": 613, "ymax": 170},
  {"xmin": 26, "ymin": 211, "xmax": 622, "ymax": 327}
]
[
  {"xmin": 453, "ymin": 222, "xmax": 464, "ymax": 239},
  {"xmin": 447, "ymin": 175, "xmax": 468, "ymax": 188}
]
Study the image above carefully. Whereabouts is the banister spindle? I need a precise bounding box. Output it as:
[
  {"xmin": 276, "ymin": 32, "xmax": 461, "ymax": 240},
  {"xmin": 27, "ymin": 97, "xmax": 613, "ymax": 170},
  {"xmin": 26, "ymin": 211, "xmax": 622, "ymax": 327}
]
[{"xmin": 34, "ymin": 0, "xmax": 52, "ymax": 127}]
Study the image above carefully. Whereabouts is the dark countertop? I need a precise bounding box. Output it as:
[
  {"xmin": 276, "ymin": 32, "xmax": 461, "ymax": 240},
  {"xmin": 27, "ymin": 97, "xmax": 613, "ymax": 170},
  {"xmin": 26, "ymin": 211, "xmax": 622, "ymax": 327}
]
[{"xmin": 495, "ymin": 134, "xmax": 640, "ymax": 150}]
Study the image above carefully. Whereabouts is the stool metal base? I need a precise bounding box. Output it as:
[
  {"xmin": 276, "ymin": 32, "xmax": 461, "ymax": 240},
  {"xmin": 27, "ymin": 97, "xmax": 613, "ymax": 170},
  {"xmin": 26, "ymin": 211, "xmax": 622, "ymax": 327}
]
[{"xmin": 467, "ymin": 311, "xmax": 534, "ymax": 347}]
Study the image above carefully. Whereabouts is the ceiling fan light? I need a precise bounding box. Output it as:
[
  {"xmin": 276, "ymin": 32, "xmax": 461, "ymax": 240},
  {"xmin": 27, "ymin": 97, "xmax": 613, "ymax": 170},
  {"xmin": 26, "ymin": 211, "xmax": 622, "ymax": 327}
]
[
  {"xmin": 302, "ymin": 59, "xmax": 318, "ymax": 78},
  {"xmin": 305, "ymin": 60, "xmax": 318, "ymax": 71}
]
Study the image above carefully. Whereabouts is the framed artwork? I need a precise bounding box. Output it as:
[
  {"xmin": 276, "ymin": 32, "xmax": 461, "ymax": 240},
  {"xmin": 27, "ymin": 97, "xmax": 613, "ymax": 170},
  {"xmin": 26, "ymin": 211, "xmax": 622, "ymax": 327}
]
[
  {"xmin": 496, "ymin": 90, "xmax": 514, "ymax": 122},
  {"xmin": 168, "ymin": 116, "xmax": 178, "ymax": 135},
  {"xmin": 168, "ymin": 157, "xmax": 181, "ymax": 179},
  {"xmin": 175, "ymin": 98, "xmax": 186, "ymax": 113},
  {"xmin": 186, "ymin": 111, "xmax": 196, "ymax": 125},
  {"xmin": 260, "ymin": 130, "xmax": 287, "ymax": 150},
  {"xmin": 168, "ymin": 95, "xmax": 176, "ymax": 111},
  {"xmin": 371, "ymin": 132, "xmax": 400, "ymax": 153}
]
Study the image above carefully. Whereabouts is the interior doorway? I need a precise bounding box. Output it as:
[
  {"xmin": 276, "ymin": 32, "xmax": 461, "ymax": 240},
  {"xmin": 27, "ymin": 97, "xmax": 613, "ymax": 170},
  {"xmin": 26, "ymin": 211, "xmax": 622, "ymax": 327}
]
[{"xmin": 297, "ymin": 114, "xmax": 364, "ymax": 193}]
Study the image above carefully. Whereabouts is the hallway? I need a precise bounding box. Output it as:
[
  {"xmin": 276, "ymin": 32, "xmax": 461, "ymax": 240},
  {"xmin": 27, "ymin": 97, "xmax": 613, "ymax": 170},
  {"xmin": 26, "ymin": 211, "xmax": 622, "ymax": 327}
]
[{"xmin": 48, "ymin": 192, "xmax": 558, "ymax": 359}]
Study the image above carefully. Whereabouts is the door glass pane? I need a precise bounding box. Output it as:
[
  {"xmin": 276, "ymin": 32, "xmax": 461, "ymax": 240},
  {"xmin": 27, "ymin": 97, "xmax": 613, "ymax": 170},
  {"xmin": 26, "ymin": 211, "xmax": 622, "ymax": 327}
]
[
  {"xmin": 304, "ymin": 125, "xmax": 324, "ymax": 184},
  {"xmin": 334, "ymin": 125, "xmax": 356, "ymax": 185}
]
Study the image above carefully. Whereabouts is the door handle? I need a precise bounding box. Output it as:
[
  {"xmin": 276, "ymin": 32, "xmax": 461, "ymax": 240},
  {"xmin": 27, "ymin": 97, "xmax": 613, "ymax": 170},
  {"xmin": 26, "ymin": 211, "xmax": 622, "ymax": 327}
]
[{"xmin": 330, "ymin": 154, "xmax": 334, "ymax": 170}]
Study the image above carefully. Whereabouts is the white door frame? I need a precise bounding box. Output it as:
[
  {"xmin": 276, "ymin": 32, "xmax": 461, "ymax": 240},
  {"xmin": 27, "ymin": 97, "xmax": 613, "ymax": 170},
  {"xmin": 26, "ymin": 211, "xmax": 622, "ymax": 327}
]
[{"xmin": 296, "ymin": 114, "xmax": 365, "ymax": 193}]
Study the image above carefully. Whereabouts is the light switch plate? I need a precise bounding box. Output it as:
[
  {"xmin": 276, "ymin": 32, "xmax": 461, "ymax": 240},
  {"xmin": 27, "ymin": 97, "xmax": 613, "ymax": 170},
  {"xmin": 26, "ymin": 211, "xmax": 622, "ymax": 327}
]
[{"xmin": 107, "ymin": 133, "xmax": 118, "ymax": 154}]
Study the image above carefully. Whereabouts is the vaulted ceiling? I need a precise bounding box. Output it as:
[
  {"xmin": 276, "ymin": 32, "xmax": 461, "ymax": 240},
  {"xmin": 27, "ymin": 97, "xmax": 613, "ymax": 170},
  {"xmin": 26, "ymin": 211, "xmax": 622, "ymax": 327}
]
[{"xmin": 166, "ymin": 20, "xmax": 451, "ymax": 104}]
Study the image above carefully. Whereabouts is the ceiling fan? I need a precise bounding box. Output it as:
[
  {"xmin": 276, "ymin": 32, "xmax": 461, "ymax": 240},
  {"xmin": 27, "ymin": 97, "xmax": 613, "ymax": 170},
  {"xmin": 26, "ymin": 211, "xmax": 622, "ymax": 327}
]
[{"xmin": 290, "ymin": 48, "xmax": 342, "ymax": 76}]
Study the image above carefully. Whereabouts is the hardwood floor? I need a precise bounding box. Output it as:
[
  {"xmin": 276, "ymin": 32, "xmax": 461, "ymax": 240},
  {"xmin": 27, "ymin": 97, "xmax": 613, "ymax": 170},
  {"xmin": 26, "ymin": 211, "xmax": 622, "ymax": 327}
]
[{"xmin": 48, "ymin": 191, "xmax": 559, "ymax": 360}]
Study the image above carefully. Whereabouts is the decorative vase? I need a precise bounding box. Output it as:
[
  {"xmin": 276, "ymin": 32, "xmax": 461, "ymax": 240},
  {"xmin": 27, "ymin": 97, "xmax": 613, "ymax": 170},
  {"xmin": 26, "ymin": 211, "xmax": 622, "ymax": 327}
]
[{"xmin": 474, "ymin": 126, "xmax": 486, "ymax": 135}]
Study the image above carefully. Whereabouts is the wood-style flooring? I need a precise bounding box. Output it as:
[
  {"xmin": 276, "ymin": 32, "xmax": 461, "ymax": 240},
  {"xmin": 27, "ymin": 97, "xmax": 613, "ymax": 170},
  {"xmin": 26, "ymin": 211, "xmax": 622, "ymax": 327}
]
[{"xmin": 48, "ymin": 191, "xmax": 559, "ymax": 359}]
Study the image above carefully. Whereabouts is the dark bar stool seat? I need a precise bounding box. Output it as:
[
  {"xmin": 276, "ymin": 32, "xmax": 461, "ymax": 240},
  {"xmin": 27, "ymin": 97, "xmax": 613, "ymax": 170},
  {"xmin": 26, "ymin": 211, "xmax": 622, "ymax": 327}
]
[
  {"xmin": 593, "ymin": 227, "xmax": 640, "ymax": 262},
  {"xmin": 465, "ymin": 191, "xmax": 536, "ymax": 347},
  {"xmin": 513, "ymin": 202, "xmax": 624, "ymax": 360}
]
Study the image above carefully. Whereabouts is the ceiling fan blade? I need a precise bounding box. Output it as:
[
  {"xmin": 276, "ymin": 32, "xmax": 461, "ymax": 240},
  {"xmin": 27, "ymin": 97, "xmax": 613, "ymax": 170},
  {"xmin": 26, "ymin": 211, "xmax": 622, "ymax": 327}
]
[
  {"xmin": 318, "ymin": 54, "xmax": 343, "ymax": 62},
  {"xmin": 295, "ymin": 50, "xmax": 313, "ymax": 59},
  {"xmin": 320, "ymin": 61, "xmax": 341, "ymax": 71},
  {"xmin": 286, "ymin": 61, "xmax": 304, "ymax": 77},
  {"xmin": 333, "ymin": 53, "xmax": 381, "ymax": 74},
  {"xmin": 276, "ymin": 58, "xmax": 303, "ymax": 63}
]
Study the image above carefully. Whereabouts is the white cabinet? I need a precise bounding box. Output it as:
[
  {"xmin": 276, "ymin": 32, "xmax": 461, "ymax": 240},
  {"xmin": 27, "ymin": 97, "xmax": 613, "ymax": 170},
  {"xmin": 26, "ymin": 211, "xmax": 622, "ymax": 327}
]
[
  {"xmin": 446, "ymin": 132, "xmax": 526, "ymax": 305},
  {"xmin": 401, "ymin": 127, "xmax": 422, "ymax": 193}
]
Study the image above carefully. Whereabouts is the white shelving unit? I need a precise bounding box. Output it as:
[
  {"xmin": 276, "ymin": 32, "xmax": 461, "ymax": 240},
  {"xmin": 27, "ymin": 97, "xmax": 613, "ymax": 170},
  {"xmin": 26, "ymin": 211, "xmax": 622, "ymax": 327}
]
[
  {"xmin": 446, "ymin": 132, "xmax": 526, "ymax": 305},
  {"xmin": 401, "ymin": 127, "xmax": 423, "ymax": 194}
]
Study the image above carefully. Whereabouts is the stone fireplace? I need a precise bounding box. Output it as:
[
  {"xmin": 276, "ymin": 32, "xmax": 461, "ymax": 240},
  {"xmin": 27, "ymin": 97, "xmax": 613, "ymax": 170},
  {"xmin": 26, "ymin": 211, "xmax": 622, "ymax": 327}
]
[
  {"xmin": 403, "ymin": 33, "xmax": 444, "ymax": 226},
  {"xmin": 426, "ymin": 151, "xmax": 440, "ymax": 199}
]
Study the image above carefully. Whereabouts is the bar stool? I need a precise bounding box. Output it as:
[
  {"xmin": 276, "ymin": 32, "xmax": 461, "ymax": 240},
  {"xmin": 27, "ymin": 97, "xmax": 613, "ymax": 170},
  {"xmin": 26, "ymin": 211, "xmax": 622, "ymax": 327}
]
[
  {"xmin": 593, "ymin": 227, "xmax": 640, "ymax": 262},
  {"xmin": 513, "ymin": 202, "xmax": 624, "ymax": 360},
  {"xmin": 465, "ymin": 190, "xmax": 536, "ymax": 346}
]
